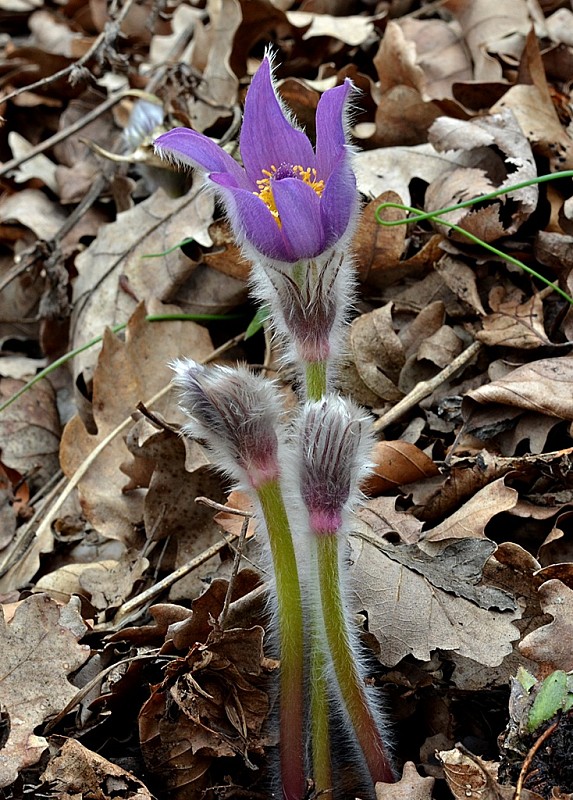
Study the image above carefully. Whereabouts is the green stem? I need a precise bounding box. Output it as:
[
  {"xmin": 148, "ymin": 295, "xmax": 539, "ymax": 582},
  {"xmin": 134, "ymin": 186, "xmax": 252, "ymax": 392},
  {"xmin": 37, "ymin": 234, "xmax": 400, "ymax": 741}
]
[
  {"xmin": 376, "ymin": 169, "xmax": 573, "ymax": 227},
  {"xmin": 316, "ymin": 534, "xmax": 395, "ymax": 788},
  {"xmin": 376, "ymin": 200, "xmax": 573, "ymax": 306},
  {"xmin": 257, "ymin": 479, "xmax": 306, "ymax": 800},
  {"xmin": 305, "ymin": 361, "xmax": 328, "ymax": 400},
  {"xmin": 308, "ymin": 540, "xmax": 333, "ymax": 798},
  {"xmin": 303, "ymin": 358, "xmax": 333, "ymax": 795}
]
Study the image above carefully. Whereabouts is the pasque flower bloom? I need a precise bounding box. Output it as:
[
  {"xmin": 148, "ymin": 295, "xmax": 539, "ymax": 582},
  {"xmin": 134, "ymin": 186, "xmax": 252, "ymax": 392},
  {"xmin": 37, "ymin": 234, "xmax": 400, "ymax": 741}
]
[{"xmin": 154, "ymin": 55, "xmax": 358, "ymax": 264}]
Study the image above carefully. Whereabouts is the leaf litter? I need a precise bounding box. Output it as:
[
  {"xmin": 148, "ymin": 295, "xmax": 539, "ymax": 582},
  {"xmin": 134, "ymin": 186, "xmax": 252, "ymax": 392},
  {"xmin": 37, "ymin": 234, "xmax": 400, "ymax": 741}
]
[{"xmin": 2, "ymin": 0, "xmax": 573, "ymax": 798}]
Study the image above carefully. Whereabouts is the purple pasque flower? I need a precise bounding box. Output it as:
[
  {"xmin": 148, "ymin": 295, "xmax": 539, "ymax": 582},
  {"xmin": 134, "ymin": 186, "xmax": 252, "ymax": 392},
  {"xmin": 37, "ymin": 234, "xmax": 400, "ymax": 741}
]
[{"xmin": 154, "ymin": 55, "xmax": 358, "ymax": 264}]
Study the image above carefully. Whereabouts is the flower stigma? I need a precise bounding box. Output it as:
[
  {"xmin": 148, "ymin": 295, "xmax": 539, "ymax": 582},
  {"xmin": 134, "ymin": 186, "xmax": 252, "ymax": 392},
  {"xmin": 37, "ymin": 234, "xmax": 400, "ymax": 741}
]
[{"xmin": 255, "ymin": 163, "xmax": 325, "ymax": 227}]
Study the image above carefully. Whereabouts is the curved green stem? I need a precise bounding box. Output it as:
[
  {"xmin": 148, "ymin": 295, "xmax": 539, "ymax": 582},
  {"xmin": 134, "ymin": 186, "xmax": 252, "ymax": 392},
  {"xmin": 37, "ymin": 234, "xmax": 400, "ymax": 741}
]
[
  {"xmin": 316, "ymin": 534, "xmax": 395, "ymax": 788},
  {"xmin": 305, "ymin": 361, "xmax": 328, "ymax": 400},
  {"xmin": 376, "ymin": 201, "xmax": 573, "ymax": 306},
  {"xmin": 257, "ymin": 480, "xmax": 306, "ymax": 800},
  {"xmin": 375, "ymin": 169, "xmax": 573, "ymax": 227}
]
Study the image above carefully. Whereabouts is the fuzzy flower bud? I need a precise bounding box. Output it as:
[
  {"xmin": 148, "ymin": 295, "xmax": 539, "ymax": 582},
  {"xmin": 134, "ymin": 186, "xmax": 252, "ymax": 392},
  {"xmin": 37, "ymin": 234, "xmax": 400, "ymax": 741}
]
[
  {"xmin": 171, "ymin": 359, "xmax": 284, "ymax": 490},
  {"xmin": 295, "ymin": 396, "xmax": 374, "ymax": 536},
  {"xmin": 250, "ymin": 249, "xmax": 354, "ymax": 366}
]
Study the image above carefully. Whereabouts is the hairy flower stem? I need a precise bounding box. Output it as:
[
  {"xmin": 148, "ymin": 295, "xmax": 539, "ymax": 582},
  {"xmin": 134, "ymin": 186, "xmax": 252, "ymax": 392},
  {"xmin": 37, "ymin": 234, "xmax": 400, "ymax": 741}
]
[
  {"xmin": 257, "ymin": 479, "xmax": 306, "ymax": 800},
  {"xmin": 306, "ymin": 361, "xmax": 328, "ymax": 400},
  {"xmin": 308, "ymin": 546, "xmax": 333, "ymax": 798},
  {"xmin": 304, "ymin": 357, "xmax": 333, "ymax": 797},
  {"xmin": 316, "ymin": 534, "xmax": 395, "ymax": 788}
]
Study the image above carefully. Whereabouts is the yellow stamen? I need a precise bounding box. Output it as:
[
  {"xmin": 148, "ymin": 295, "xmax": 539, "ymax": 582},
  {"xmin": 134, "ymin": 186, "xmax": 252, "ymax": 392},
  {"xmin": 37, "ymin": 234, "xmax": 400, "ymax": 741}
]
[{"xmin": 254, "ymin": 164, "xmax": 325, "ymax": 228}]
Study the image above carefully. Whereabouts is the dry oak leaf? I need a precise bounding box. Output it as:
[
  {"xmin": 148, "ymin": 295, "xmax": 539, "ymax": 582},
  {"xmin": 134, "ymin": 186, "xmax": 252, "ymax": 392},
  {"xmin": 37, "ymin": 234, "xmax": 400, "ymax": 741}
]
[
  {"xmin": 70, "ymin": 187, "xmax": 215, "ymax": 381},
  {"xmin": 519, "ymin": 579, "xmax": 573, "ymax": 671},
  {"xmin": 364, "ymin": 440, "xmax": 439, "ymax": 495},
  {"xmin": 444, "ymin": 0, "xmax": 532, "ymax": 81},
  {"xmin": 477, "ymin": 287, "xmax": 550, "ymax": 349},
  {"xmin": 426, "ymin": 108, "xmax": 537, "ymax": 242},
  {"xmin": 60, "ymin": 303, "xmax": 213, "ymax": 544},
  {"xmin": 375, "ymin": 761, "xmax": 434, "ymax": 799},
  {"xmin": 422, "ymin": 476, "xmax": 518, "ymax": 542},
  {"xmin": 0, "ymin": 377, "xmax": 60, "ymax": 491},
  {"xmin": 0, "ymin": 595, "xmax": 89, "ymax": 788},
  {"xmin": 349, "ymin": 525, "xmax": 519, "ymax": 667},
  {"xmin": 437, "ymin": 746, "xmax": 543, "ymax": 800},
  {"xmin": 463, "ymin": 356, "xmax": 573, "ymax": 422},
  {"xmin": 42, "ymin": 737, "xmax": 152, "ymax": 799}
]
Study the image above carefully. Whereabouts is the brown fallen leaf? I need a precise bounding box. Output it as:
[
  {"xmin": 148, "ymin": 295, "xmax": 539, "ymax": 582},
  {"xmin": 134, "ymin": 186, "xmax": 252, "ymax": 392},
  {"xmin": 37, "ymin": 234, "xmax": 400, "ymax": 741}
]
[
  {"xmin": 477, "ymin": 287, "xmax": 550, "ymax": 349},
  {"xmin": 423, "ymin": 477, "xmax": 518, "ymax": 542},
  {"xmin": 374, "ymin": 760, "xmax": 434, "ymax": 799},
  {"xmin": 426, "ymin": 108, "xmax": 537, "ymax": 242},
  {"xmin": 463, "ymin": 356, "xmax": 573, "ymax": 422},
  {"xmin": 70, "ymin": 188, "xmax": 215, "ymax": 381},
  {"xmin": 519, "ymin": 579, "xmax": 573, "ymax": 671},
  {"xmin": 139, "ymin": 624, "xmax": 272, "ymax": 796},
  {"xmin": 492, "ymin": 29, "xmax": 573, "ymax": 170},
  {"xmin": 444, "ymin": 0, "xmax": 531, "ymax": 81},
  {"xmin": 349, "ymin": 523, "xmax": 519, "ymax": 667},
  {"xmin": 437, "ymin": 746, "xmax": 542, "ymax": 800},
  {"xmin": 42, "ymin": 737, "xmax": 153, "ymax": 799},
  {"xmin": 60, "ymin": 303, "xmax": 213, "ymax": 545},
  {"xmin": 364, "ymin": 440, "xmax": 440, "ymax": 495},
  {"xmin": 0, "ymin": 595, "xmax": 89, "ymax": 788},
  {"xmin": 0, "ymin": 376, "xmax": 60, "ymax": 491}
]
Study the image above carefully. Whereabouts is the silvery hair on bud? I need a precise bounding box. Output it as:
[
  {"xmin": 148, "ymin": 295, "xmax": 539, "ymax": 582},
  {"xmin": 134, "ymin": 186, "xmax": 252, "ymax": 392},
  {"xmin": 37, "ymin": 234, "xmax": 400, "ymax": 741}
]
[
  {"xmin": 295, "ymin": 394, "xmax": 375, "ymax": 534},
  {"xmin": 170, "ymin": 359, "xmax": 285, "ymax": 490}
]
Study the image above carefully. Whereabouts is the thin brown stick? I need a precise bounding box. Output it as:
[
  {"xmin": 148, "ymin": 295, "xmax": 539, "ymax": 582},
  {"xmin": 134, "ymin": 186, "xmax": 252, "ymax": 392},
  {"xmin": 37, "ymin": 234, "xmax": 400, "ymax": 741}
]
[
  {"xmin": 514, "ymin": 719, "xmax": 557, "ymax": 800},
  {"xmin": 373, "ymin": 340, "xmax": 482, "ymax": 433},
  {"xmin": 0, "ymin": 0, "xmax": 138, "ymax": 107},
  {"xmin": 0, "ymin": 88, "xmax": 152, "ymax": 180}
]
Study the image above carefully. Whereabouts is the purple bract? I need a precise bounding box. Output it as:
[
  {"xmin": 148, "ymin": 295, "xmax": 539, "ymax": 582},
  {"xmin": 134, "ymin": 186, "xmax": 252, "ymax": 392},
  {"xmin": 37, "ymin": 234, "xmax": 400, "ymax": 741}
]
[{"xmin": 154, "ymin": 55, "xmax": 358, "ymax": 263}]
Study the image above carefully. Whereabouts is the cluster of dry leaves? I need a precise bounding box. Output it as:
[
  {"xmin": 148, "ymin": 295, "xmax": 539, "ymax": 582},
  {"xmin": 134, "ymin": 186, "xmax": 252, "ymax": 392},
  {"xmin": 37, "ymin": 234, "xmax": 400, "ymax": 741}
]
[{"xmin": 2, "ymin": 0, "xmax": 573, "ymax": 798}]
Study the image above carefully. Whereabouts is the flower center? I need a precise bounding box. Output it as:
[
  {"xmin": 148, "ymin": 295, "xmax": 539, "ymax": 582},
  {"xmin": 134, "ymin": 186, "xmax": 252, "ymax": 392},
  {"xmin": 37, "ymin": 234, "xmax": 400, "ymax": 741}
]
[{"xmin": 254, "ymin": 163, "xmax": 325, "ymax": 227}]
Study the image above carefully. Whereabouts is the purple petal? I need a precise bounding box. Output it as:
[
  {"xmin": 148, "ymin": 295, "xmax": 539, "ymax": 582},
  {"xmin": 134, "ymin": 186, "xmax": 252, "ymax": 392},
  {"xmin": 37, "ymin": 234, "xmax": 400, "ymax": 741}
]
[
  {"xmin": 320, "ymin": 152, "xmax": 358, "ymax": 247},
  {"xmin": 216, "ymin": 185, "xmax": 293, "ymax": 262},
  {"xmin": 154, "ymin": 128, "xmax": 247, "ymax": 186},
  {"xmin": 315, "ymin": 79, "xmax": 353, "ymax": 178},
  {"xmin": 272, "ymin": 178, "xmax": 325, "ymax": 260},
  {"xmin": 240, "ymin": 57, "xmax": 316, "ymax": 182}
]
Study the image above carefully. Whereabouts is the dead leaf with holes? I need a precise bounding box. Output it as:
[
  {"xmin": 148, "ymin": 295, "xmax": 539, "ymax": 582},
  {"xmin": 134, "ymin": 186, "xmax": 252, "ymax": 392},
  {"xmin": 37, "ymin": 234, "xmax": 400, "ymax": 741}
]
[
  {"xmin": 425, "ymin": 108, "xmax": 538, "ymax": 242},
  {"xmin": 0, "ymin": 595, "xmax": 89, "ymax": 788},
  {"xmin": 437, "ymin": 747, "xmax": 541, "ymax": 800}
]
